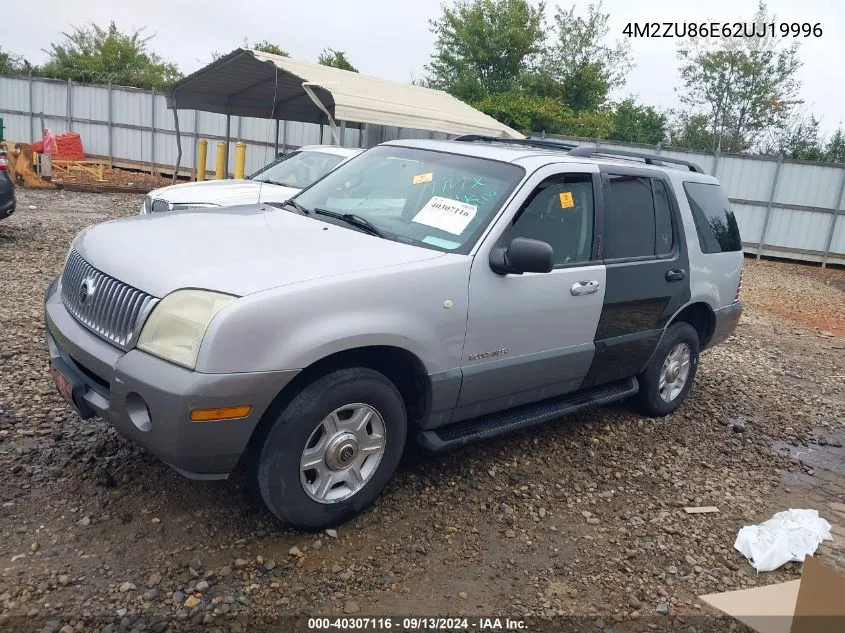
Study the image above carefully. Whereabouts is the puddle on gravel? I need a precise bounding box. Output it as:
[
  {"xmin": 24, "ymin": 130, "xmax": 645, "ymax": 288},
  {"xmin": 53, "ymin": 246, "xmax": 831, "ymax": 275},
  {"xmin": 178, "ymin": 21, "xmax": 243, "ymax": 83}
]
[{"xmin": 773, "ymin": 428, "xmax": 845, "ymax": 495}]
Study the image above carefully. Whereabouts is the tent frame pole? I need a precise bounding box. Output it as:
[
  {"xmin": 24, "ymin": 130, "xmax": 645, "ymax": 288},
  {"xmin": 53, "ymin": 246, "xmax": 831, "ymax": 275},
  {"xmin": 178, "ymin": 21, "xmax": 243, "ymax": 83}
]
[
  {"xmin": 224, "ymin": 114, "xmax": 231, "ymax": 178},
  {"xmin": 172, "ymin": 108, "xmax": 182, "ymax": 183},
  {"xmin": 302, "ymin": 83, "xmax": 340, "ymax": 144}
]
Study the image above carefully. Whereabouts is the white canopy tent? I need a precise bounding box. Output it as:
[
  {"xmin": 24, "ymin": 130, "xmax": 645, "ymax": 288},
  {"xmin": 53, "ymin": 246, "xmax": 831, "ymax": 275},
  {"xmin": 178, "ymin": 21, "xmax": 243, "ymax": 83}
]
[{"xmin": 166, "ymin": 48, "xmax": 523, "ymax": 178}]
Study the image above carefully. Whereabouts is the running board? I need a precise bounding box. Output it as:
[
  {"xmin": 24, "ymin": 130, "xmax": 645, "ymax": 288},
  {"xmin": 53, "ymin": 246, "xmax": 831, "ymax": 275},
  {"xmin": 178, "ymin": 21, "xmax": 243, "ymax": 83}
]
[{"xmin": 417, "ymin": 377, "xmax": 638, "ymax": 452}]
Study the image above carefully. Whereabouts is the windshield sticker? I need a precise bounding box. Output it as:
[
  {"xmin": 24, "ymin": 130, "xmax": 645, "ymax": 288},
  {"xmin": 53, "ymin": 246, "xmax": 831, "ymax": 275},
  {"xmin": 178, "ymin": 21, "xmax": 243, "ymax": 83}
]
[
  {"xmin": 422, "ymin": 235, "xmax": 461, "ymax": 250},
  {"xmin": 413, "ymin": 172, "xmax": 434, "ymax": 185},
  {"xmin": 412, "ymin": 196, "xmax": 478, "ymax": 235},
  {"xmin": 559, "ymin": 191, "xmax": 575, "ymax": 208}
]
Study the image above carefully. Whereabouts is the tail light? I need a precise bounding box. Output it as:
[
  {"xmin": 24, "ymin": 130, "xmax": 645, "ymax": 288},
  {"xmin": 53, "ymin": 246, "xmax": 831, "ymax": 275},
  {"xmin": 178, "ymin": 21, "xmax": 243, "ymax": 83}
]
[
  {"xmin": 734, "ymin": 266, "xmax": 743, "ymax": 303},
  {"xmin": 0, "ymin": 154, "xmax": 7, "ymax": 171}
]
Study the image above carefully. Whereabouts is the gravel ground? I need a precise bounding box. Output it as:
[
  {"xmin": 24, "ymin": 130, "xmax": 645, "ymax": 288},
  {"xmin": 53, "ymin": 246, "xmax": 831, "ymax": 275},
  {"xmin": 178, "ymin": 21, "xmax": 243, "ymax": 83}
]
[{"xmin": 1, "ymin": 189, "xmax": 843, "ymax": 633}]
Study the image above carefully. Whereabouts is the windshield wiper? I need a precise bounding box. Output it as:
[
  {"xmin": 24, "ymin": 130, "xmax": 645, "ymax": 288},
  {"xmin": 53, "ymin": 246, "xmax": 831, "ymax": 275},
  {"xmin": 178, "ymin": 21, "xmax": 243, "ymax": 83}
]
[
  {"xmin": 281, "ymin": 199, "xmax": 311, "ymax": 215},
  {"xmin": 260, "ymin": 179, "xmax": 295, "ymax": 187},
  {"xmin": 313, "ymin": 209, "xmax": 386, "ymax": 238}
]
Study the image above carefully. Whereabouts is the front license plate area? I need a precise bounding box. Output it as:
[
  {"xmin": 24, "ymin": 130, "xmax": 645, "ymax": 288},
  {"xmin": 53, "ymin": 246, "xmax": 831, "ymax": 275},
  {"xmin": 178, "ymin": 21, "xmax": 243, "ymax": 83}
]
[{"xmin": 51, "ymin": 363, "xmax": 74, "ymax": 402}]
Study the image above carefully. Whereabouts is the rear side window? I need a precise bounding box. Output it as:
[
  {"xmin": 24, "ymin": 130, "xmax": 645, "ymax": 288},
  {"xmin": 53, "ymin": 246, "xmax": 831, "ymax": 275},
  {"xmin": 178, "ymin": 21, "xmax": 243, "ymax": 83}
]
[
  {"xmin": 683, "ymin": 182, "xmax": 742, "ymax": 253},
  {"xmin": 604, "ymin": 176, "xmax": 655, "ymax": 258}
]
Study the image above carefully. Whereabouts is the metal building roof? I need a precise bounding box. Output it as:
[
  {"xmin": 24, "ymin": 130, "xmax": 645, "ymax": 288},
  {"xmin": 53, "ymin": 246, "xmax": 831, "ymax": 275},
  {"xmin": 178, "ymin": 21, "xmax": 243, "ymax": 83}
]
[{"xmin": 166, "ymin": 48, "xmax": 524, "ymax": 139}]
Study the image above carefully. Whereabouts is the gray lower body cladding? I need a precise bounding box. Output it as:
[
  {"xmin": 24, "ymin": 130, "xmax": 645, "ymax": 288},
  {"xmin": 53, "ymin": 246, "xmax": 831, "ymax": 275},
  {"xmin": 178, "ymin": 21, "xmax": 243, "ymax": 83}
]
[
  {"xmin": 44, "ymin": 279, "xmax": 299, "ymax": 478},
  {"xmin": 707, "ymin": 302, "xmax": 743, "ymax": 349}
]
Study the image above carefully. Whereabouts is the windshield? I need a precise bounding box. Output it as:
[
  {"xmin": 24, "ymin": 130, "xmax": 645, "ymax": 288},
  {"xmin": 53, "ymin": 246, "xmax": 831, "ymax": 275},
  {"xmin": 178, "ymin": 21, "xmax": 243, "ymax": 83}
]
[
  {"xmin": 292, "ymin": 145, "xmax": 524, "ymax": 254},
  {"xmin": 250, "ymin": 149, "xmax": 347, "ymax": 188}
]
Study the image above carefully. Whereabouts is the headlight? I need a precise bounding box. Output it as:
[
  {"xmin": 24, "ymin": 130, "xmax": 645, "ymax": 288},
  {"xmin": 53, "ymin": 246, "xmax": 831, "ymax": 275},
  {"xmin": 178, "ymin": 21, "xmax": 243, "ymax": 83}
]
[
  {"xmin": 143, "ymin": 196, "xmax": 152, "ymax": 214},
  {"xmin": 137, "ymin": 289, "xmax": 235, "ymax": 369}
]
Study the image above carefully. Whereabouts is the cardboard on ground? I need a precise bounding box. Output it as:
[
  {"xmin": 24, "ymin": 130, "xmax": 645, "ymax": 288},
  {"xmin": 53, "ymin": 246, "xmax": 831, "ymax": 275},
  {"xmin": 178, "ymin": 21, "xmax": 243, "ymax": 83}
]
[{"xmin": 699, "ymin": 556, "xmax": 845, "ymax": 633}]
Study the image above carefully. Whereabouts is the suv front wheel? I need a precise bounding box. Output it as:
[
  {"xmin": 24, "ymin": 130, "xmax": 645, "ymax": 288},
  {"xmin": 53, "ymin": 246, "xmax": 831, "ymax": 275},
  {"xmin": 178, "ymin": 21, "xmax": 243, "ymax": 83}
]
[
  {"xmin": 634, "ymin": 322, "xmax": 700, "ymax": 417},
  {"xmin": 255, "ymin": 367, "xmax": 407, "ymax": 529}
]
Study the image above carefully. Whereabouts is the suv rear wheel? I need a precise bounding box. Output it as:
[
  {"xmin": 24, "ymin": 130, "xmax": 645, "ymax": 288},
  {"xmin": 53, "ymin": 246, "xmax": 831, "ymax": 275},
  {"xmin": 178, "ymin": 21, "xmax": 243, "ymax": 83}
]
[
  {"xmin": 634, "ymin": 322, "xmax": 700, "ymax": 417},
  {"xmin": 255, "ymin": 367, "xmax": 407, "ymax": 529}
]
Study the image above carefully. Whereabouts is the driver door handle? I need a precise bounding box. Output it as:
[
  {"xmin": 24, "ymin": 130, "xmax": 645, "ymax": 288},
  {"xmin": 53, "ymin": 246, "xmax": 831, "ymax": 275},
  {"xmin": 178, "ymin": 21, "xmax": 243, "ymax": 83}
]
[
  {"xmin": 571, "ymin": 280, "xmax": 600, "ymax": 296},
  {"xmin": 666, "ymin": 269, "xmax": 687, "ymax": 282}
]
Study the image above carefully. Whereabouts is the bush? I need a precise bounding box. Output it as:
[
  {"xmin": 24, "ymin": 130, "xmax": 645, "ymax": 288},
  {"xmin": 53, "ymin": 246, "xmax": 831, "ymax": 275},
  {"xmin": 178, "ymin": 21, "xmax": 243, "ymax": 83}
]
[{"xmin": 473, "ymin": 92, "xmax": 570, "ymax": 134}]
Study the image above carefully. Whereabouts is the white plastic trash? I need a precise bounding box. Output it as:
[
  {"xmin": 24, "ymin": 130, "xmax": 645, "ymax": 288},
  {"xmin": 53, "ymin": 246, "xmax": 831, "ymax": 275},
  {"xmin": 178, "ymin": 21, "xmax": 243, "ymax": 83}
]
[{"xmin": 734, "ymin": 509, "xmax": 832, "ymax": 573}]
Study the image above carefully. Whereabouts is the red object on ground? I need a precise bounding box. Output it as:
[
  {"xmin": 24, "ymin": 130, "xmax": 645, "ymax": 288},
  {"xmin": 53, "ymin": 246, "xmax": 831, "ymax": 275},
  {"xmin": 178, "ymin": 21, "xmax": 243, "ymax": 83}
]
[
  {"xmin": 29, "ymin": 133, "xmax": 85, "ymax": 159},
  {"xmin": 54, "ymin": 132, "xmax": 85, "ymax": 160}
]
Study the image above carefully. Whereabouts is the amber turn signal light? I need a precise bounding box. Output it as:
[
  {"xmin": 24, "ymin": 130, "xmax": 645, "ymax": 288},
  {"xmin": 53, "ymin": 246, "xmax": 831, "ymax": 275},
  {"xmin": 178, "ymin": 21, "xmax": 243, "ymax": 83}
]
[{"xmin": 189, "ymin": 405, "xmax": 252, "ymax": 422}]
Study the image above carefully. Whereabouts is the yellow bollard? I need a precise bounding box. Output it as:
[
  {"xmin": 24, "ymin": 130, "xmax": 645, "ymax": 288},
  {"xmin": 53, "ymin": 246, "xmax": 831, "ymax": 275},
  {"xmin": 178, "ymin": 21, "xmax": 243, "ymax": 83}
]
[
  {"xmin": 215, "ymin": 142, "xmax": 226, "ymax": 180},
  {"xmin": 196, "ymin": 139, "xmax": 208, "ymax": 181},
  {"xmin": 234, "ymin": 142, "xmax": 247, "ymax": 179}
]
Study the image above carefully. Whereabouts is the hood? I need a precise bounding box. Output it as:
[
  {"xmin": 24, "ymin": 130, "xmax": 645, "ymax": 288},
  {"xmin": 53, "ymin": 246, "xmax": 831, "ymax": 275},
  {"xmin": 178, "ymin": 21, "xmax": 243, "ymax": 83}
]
[
  {"xmin": 148, "ymin": 179, "xmax": 300, "ymax": 206},
  {"xmin": 73, "ymin": 205, "xmax": 445, "ymax": 297}
]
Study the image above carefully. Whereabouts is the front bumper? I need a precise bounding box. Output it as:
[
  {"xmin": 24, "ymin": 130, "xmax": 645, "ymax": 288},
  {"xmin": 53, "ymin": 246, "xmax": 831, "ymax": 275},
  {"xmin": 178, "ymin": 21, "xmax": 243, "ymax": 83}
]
[
  {"xmin": 44, "ymin": 278, "xmax": 299, "ymax": 478},
  {"xmin": 707, "ymin": 301, "xmax": 743, "ymax": 348},
  {"xmin": 0, "ymin": 189, "xmax": 15, "ymax": 220}
]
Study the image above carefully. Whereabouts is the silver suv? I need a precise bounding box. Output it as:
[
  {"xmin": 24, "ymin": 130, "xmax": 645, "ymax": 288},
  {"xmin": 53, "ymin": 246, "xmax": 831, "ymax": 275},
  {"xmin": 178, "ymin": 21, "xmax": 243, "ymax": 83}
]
[{"xmin": 44, "ymin": 137, "xmax": 744, "ymax": 529}]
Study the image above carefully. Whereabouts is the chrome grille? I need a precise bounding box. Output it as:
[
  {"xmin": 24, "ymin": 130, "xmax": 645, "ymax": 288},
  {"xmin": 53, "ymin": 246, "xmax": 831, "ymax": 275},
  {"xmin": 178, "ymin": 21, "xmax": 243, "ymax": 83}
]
[
  {"xmin": 61, "ymin": 250, "xmax": 157, "ymax": 350},
  {"xmin": 151, "ymin": 199, "xmax": 171, "ymax": 214}
]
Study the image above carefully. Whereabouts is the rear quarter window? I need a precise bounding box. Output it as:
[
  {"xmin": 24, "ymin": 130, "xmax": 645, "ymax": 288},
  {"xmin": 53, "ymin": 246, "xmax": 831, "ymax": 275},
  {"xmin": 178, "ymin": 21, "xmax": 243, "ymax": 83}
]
[{"xmin": 683, "ymin": 182, "xmax": 742, "ymax": 253}]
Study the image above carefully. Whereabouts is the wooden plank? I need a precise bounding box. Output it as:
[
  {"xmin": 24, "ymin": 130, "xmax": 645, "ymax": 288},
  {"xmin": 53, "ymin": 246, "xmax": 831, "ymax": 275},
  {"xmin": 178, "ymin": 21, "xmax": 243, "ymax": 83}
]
[{"xmin": 684, "ymin": 506, "xmax": 720, "ymax": 514}]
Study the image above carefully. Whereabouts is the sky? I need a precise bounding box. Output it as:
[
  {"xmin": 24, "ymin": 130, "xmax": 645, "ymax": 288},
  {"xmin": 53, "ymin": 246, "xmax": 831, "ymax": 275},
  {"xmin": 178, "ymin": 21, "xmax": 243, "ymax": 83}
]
[{"xmin": 5, "ymin": 0, "xmax": 843, "ymax": 135}]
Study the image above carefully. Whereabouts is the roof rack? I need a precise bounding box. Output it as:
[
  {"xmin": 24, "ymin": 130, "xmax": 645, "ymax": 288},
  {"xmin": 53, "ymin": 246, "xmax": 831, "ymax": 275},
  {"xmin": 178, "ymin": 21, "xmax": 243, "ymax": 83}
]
[
  {"xmin": 452, "ymin": 135, "xmax": 581, "ymax": 151},
  {"xmin": 452, "ymin": 135, "xmax": 706, "ymax": 174},
  {"xmin": 566, "ymin": 146, "xmax": 705, "ymax": 173}
]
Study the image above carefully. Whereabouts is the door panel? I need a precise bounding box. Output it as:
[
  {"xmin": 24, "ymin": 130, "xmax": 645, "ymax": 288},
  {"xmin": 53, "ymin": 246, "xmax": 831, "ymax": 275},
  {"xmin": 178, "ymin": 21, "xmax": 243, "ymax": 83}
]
[
  {"xmin": 581, "ymin": 169, "xmax": 691, "ymax": 388},
  {"xmin": 455, "ymin": 166, "xmax": 605, "ymax": 423},
  {"xmin": 456, "ymin": 263, "xmax": 606, "ymax": 420}
]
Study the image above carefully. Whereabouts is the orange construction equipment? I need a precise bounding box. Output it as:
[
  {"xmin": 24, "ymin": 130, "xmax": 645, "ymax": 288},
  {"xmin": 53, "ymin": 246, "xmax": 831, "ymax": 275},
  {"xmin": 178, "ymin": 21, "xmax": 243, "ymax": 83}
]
[{"xmin": 0, "ymin": 141, "xmax": 57, "ymax": 189}]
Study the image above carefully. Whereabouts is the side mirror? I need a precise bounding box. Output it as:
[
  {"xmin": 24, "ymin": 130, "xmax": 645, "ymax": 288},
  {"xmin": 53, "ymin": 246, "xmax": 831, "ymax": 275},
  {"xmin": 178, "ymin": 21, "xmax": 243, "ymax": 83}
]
[{"xmin": 489, "ymin": 237, "xmax": 554, "ymax": 275}]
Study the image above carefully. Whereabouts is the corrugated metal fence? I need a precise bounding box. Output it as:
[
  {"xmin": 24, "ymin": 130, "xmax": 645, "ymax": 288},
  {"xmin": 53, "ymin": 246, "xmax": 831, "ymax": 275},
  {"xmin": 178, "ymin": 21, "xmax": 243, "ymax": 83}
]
[{"xmin": 0, "ymin": 75, "xmax": 843, "ymax": 266}]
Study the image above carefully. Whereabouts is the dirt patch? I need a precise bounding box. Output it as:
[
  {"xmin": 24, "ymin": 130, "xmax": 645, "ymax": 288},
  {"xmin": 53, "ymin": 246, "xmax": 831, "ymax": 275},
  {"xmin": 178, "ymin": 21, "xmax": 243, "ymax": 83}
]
[
  {"xmin": 0, "ymin": 189, "xmax": 843, "ymax": 632},
  {"xmin": 741, "ymin": 257, "xmax": 845, "ymax": 337},
  {"xmin": 51, "ymin": 165, "xmax": 188, "ymax": 191}
]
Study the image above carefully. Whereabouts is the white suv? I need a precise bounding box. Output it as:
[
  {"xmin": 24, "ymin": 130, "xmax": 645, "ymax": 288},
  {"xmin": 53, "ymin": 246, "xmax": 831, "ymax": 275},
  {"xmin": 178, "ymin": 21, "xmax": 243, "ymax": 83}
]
[{"xmin": 141, "ymin": 144, "xmax": 362, "ymax": 214}]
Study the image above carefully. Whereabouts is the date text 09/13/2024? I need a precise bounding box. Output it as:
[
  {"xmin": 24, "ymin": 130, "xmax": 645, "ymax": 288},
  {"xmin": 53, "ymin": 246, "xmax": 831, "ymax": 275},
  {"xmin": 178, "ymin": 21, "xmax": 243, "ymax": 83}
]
[
  {"xmin": 307, "ymin": 617, "xmax": 527, "ymax": 630},
  {"xmin": 622, "ymin": 22, "xmax": 823, "ymax": 38}
]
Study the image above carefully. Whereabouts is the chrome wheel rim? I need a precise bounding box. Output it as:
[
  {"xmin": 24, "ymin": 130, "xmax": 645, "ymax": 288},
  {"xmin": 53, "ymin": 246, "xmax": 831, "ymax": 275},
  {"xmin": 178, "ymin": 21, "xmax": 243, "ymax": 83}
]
[
  {"xmin": 300, "ymin": 403, "xmax": 387, "ymax": 504},
  {"xmin": 658, "ymin": 343, "xmax": 692, "ymax": 403}
]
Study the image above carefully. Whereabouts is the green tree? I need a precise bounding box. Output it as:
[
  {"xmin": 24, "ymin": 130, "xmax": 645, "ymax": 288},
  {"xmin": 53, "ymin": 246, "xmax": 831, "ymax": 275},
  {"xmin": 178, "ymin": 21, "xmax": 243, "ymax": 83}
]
[
  {"xmin": 556, "ymin": 108, "xmax": 615, "ymax": 138},
  {"xmin": 250, "ymin": 40, "xmax": 289, "ymax": 57},
  {"xmin": 610, "ymin": 99, "xmax": 667, "ymax": 145},
  {"xmin": 825, "ymin": 127, "xmax": 845, "ymax": 163},
  {"xmin": 0, "ymin": 48, "xmax": 36, "ymax": 76},
  {"xmin": 425, "ymin": 0, "xmax": 546, "ymax": 102},
  {"xmin": 473, "ymin": 91, "xmax": 569, "ymax": 132},
  {"xmin": 676, "ymin": 1, "xmax": 802, "ymax": 152},
  {"xmin": 547, "ymin": 1, "xmax": 633, "ymax": 112},
  {"xmin": 40, "ymin": 22, "xmax": 181, "ymax": 90},
  {"xmin": 759, "ymin": 112, "xmax": 826, "ymax": 160},
  {"xmin": 668, "ymin": 113, "xmax": 718, "ymax": 152},
  {"xmin": 317, "ymin": 48, "xmax": 358, "ymax": 72}
]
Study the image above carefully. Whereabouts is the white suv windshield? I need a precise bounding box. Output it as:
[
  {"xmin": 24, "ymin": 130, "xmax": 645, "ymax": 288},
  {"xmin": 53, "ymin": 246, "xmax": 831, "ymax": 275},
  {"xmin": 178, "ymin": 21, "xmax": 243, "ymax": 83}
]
[
  {"xmin": 292, "ymin": 145, "xmax": 524, "ymax": 254},
  {"xmin": 251, "ymin": 150, "xmax": 346, "ymax": 189}
]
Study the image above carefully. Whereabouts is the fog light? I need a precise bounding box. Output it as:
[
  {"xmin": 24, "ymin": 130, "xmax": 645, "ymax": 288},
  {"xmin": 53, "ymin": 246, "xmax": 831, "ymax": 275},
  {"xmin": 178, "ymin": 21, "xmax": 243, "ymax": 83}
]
[
  {"xmin": 126, "ymin": 392, "xmax": 152, "ymax": 432},
  {"xmin": 189, "ymin": 405, "xmax": 252, "ymax": 422}
]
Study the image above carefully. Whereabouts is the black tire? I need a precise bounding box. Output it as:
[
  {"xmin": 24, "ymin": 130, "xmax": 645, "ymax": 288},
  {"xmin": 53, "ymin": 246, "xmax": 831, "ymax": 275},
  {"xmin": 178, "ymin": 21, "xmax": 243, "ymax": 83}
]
[
  {"xmin": 255, "ymin": 367, "xmax": 407, "ymax": 530},
  {"xmin": 633, "ymin": 322, "xmax": 700, "ymax": 417}
]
